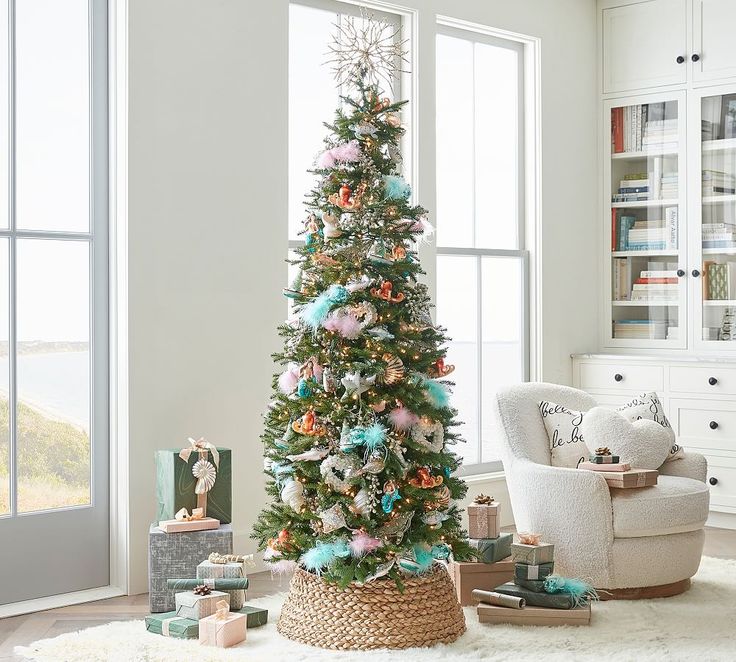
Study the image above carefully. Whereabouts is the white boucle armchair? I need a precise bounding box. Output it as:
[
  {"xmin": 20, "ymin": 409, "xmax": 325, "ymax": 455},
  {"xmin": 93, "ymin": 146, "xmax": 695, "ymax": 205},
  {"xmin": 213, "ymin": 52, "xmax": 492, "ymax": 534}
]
[{"xmin": 492, "ymin": 382, "xmax": 709, "ymax": 595}]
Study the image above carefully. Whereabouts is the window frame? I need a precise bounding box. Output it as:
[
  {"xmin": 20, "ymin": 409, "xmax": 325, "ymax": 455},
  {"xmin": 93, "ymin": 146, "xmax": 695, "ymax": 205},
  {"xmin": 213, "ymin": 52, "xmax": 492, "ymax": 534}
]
[
  {"xmin": 1, "ymin": 0, "xmax": 109, "ymax": 517},
  {"xmin": 435, "ymin": 22, "xmax": 533, "ymax": 476}
]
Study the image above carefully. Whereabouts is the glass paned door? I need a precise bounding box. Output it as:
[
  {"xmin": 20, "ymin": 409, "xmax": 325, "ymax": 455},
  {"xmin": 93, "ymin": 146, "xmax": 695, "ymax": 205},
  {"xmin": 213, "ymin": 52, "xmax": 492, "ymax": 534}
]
[
  {"xmin": 606, "ymin": 95, "xmax": 686, "ymax": 347},
  {"xmin": 698, "ymin": 92, "xmax": 736, "ymax": 343},
  {"xmin": 0, "ymin": 0, "xmax": 109, "ymax": 606}
]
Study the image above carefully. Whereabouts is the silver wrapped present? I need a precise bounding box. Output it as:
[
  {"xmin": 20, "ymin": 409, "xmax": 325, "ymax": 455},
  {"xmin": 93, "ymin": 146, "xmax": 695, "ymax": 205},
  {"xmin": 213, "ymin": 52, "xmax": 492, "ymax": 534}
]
[{"xmin": 197, "ymin": 559, "xmax": 246, "ymax": 610}]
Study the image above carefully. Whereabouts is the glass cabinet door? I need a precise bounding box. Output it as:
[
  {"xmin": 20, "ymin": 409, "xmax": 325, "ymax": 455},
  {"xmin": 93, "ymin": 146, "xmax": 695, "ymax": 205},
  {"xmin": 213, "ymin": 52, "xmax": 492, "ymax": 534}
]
[
  {"xmin": 699, "ymin": 92, "xmax": 736, "ymax": 343},
  {"xmin": 607, "ymin": 96, "xmax": 686, "ymax": 346}
]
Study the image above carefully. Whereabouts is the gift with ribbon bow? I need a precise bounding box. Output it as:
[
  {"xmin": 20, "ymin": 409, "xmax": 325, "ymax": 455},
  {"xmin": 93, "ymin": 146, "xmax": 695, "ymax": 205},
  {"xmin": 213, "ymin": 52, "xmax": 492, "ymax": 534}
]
[
  {"xmin": 157, "ymin": 507, "xmax": 220, "ymax": 533},
  {"xmin": 156, "ymin": 440, "xmax": 232, "ymax": 524},
  {"xmin": 467, "ymin": 494, "xmax": 500, "ymax": 539},
  {"xmin": 144, "ymin": 611, "xmax": 199, "ymax": 639},
  {"xmin": 198, "ymin": 599, "xmax": 247, "ymax": 648}
]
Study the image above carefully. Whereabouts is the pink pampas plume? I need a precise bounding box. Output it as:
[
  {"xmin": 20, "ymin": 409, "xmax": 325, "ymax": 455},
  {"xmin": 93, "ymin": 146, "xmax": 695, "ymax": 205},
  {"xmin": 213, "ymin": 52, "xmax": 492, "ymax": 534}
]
[
  {"xmin": 317, "ymin": 150, "xmax": 336, "ymax": 168},
  {"xmin": 389, "ymin": 406, "xmax": 419, "ymax": 431},
  {"xmin": 316, "ymin": 140, "xmax": 361, "ymax": 168},
  {"xmin": 277, "ymin": 363, "xmax": 300, "ymax": 394},
  {"xmin": 349, "ymin": 530, "xmax": 383, "ymax": 558},
  {"xmin": 323, "ymin": 312, "xmax": 362, "ymax": 339}
]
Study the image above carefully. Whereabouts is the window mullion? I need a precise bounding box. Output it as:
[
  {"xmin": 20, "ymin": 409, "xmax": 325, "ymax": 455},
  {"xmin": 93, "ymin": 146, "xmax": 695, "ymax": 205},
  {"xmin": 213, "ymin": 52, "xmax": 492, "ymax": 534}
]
[{"xmin": 476, "ymin": 254, "xmax": 482, "ymax": 465}]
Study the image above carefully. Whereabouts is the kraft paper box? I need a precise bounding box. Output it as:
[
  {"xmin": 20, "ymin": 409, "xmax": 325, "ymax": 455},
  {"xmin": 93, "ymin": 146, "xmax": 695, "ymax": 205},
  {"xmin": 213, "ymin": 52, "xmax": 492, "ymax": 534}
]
[
  {"xmin": 467, "ymin": 501, "xmax": 500, "ymax": 539},
  {"xmin": 478, "ymin": 603, "xmax": 591, "ymax": 626},
  {"xmin": 468, "ymin": 532, "xmax": 513, "ymax": 564},
  {"xmin": 175, "ymin": 590, "xmax": 229, "ymax": 620},
  {"xmin": 511, "ymin": 542, "xmax": 554, "ymax": 566},
  {"xmin": 598, "ymin": 468, "xmax": 658, "ymax": 489},
  {"xmin": 157, "ymin": 517, "xmax": 220, "ymax": 534},
  {"xmin": 148, "ymin": 523, "xmax": 233, "ymax": 613},
  {"xmin": 495, "ymin": 582, "xmax": 578, "ymax": 609},
  {"xmin": 197, "ymin": 560, "xmax": 246, "ymax": 610},
  {"xmin": 514, "ymin": 561, "xmax": 554, "ymax": 581},
  {"xmin": 449, "ymin": 560, "xmax": 514, "ymax": 606},
  {"xmin": 199, "ymin": 611, "xmax": 247, "ymax": 648},
  {"xmin": 144, "ymin": 611, "xmax": 199, "ymax": 639},
  {"xmin": 156, "ymin": 447, "xmax": 232, "ymax": 524},
  {"xmin": 233, "ymin": 605, "xmax": 269, "ymax": 628},
  {"xmin": 579, "ymin": 461, "xmax": 631, "ymax": 473}
]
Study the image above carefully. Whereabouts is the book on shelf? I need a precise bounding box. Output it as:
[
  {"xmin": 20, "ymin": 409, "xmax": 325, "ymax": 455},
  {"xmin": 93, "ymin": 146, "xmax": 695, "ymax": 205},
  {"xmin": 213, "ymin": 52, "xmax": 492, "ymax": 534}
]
[
  {"xmin": 703, "ymin": 223, "xmax": 736, "ymax": 231},
  {"xmin": 703, "ymin": 240, "xmax": 736, "ymax": 249},
  {"xmin": 636, "ymin": 277, "xmax": 677, "ymax": 284},
  {"xmin": 612, "ymin": 102, "xmax": 677, "ymax": 154},
  {"xmin": 640, "ymin": 269, "xmax": 678, "ymax": 278},
  {"xmin": 612, "ymin": 257, "xmax": 632, "ymax": 301},
  {"xmin": 613, "ymin": 319, "xmax": 669, "ymax": 340},
  {"xmin": 706, "ymin": 262, "xmax": 736, "ymax": 300}
]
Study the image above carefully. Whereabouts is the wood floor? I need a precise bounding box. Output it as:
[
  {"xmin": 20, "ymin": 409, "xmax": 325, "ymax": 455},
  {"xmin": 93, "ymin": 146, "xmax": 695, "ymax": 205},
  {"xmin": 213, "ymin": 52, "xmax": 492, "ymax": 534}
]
[{"xmin": 0, "ymin": 527, "xmax": 734, "ymax": 661}]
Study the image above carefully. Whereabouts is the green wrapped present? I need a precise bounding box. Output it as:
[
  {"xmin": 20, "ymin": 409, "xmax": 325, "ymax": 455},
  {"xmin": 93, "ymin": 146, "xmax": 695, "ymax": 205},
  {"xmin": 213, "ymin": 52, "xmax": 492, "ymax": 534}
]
[
  {"xmin": 514, "ymin": 577, "xmax": 547, "ymax": 592},
  {"xmin": 144, "ymin": 611, "xmax": 198, "ymax": 639},
  {"xmin": 514, "ymin": 561, "xmax": 554, "ymax": 581},
  {"xmin": 156, "ymin": 441, "xmax": 232, "ymax": 524},
  {"xmin": 233, "ymin": 605, "xmax": 269, "ymax": 628},
  {"xmin": 468, "ymin": 532, "xmax": 513, "ymax": 563},
  {"xmin": 494, "ymin": 582, "xmax": 577, "ymax": 609},
  {"xmin": 167, "ymin": 578, "xmax": 248, "ymax": 591},
  {"xmin": 589, "ymin": 454, "xmax": 620, "ymax": 464}
]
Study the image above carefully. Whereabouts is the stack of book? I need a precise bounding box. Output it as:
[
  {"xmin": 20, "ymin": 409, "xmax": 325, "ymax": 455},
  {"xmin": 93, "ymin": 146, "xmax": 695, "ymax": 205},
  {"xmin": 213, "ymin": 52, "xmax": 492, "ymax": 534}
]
[
  {"xmin": 612, "ymin": 208, "xmax": 678, "ymax": 251},
  {"xmin": 702, "ymin": 222, "xmax": 736, "ymax": 249},
  {"xmin": 703, "ymin": 170, "xmax": 736, "ymax": 197},
  {"xmin": 611, "ymin": 101, "xmax": 678, "ymax": 154},
  {"xmin": 630, "ymin": 275, "xmax": 678, "ymax": 302},
  {"xmin": 613, "ymin": 320, "xmax": 669, "ymax": 339},
  {"xmin": 659, "ymin": 172, "xmax": 678, "ymax": 199},
  {"xmin": 643, "ymin": 116, "xmax": 678, "ymax": 152},
  {"xmin": 612, "ymin": 174, "xmax": 649, "ymax": 203}
]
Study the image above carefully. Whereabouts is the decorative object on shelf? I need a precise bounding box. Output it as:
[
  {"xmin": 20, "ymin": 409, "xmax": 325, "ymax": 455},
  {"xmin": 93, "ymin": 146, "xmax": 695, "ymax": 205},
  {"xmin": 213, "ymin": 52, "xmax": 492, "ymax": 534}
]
[
  {"xmin": 175, "ymin": 589, "xmax": 229, "ymax": 620},
  {"xmin": 467, "ymin": 495, "xmax": 500, "ymax": 539},
  {"xmin": 471, "ymin": 589, "xmax": 525, "ymax": 609},
  {"xmin": 511, "ymin": 541, "xmax": 555, "ymax": 566},
  {"xmin": 370, "ymin": 280, "xmax": 405, "ymax": 303},
  {"xmin": 144, "ymin": 612, "xmax": 199, "ymax": 639},
  {"xmin": 449, "ymin": 560, "xmax": 515, "ymax": 606},
  {"xmin": 199, "ymin": 600, "xmax": 247, "ymax": 648},
  {"xmin": 468, "ymin": 533, "xmax": 513, "ymax": 564}
]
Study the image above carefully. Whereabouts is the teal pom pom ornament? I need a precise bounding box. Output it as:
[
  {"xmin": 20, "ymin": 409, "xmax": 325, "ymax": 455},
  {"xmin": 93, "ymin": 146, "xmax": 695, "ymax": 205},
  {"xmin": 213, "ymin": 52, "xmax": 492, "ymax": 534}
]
[
  {"xmin": 301, "ymin": 284, "xmax": 349, "ymax": 330},
  {"xmin": 300, "ymin": 540, "xmax": 350, "ymax": 576},
  {"xmin": 543, "ymin": 575, "xmax": 598, "ymax": 607},
  {"xmin": 383, "ymin": 174, "xmax": 411, "ymax": 200},
  {"xmin": 416, "ymin": 374, "xmax": 451, "ymax": 409}
]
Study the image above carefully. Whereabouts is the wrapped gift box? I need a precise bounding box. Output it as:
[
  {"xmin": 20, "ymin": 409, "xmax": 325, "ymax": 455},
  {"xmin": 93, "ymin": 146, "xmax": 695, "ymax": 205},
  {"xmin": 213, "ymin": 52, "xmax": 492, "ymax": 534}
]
[
  {"xmin": 467, "ymin": 500, "xmax": 500, "ymax": 539},
  {"xmin": 148, "ymin": 523, "xmax": 233, "ymax": 613},
  {"xmin": 167, "ymin": 578, "xmax": 248, "ymax": 591},
  {"xmin": 597, "ymin": 468, "xmax": 658, "ymax": 488},
  {"xmin": 156, "ymin": 447, "xmax": 232, "ymax": 524},
  {"xmin": 590, "ymin": 454, "xmax": 620, "ymax": 464},
  {"xmin": 175, "ymin": 590, "xmax": 229, "ymax": 620},
  {"xmin": 578, "ymin": 461, "xmax": 631, "ymax": 473},
  {"xmin": 144, "ymin": 611, "xmax": 199, "ymax": 639},
  {"xmin": 514, "ymin": 561, "xmax": 554, "ymax": 581},
  {"xmin": 157, "ymin": 517, "xmax": 220, "ymax": 534},
  {"xmin": 449, "ymin": 560, "xmax": 514, "ymax": 606},
  {"xmin": 478, "ymin": 602, "xmax": 591, "ymax": 626},
  {"xmin": 511, "ymin": 542, "xmax": 554, "ymax": 566},
  {"xmin": 199, "ymin": 610, "xmax": 247, "ymax": 648},
  {"xmin": 513, "ymin": 577, "xmax": 546, "ymax": 593},
  {"xmin": 233, "ymin": 605, "xmax": 268, "ymax": 628},
  {"xmin": 198, "ymin": 559, "xmax": 247, "ymax": 610},
  {"xmin": 468, "ymin": 532, "xmax": 513, "ymax": 564},
  {"xmin": 494, "ymin": 582, "xmax": 578, "ymax": 609}
]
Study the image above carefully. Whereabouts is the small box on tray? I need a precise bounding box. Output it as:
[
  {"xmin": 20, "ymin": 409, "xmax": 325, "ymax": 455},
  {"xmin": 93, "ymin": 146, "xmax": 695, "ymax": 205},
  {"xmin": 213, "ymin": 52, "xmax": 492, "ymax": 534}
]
[
  {"xmin": 449, "ymin": 560, "xmax": 514, "ymax": 606},
  {"xmin": 468, "ymin": 532, "xmax": 513, "ymax": 563},
  {"xmin": 199, "ymin": 604, "xmax": 247, "ymax": 648},
  {"xmin": 597, "ymin": 468, "xmax": 658, "ymax": 488},
  {"xmin": 175, "ymin": 590, "xmax": 229, "ymax": 620},
  {"xmin": 478, "ymin": 602, "xmax": 591, "ymax": 626},
  {"xmin": 157, "ymin": 510, "xmax": 220, "ymax": 534},
  {"xmin": 144, "ymin": 612, "xmax": 199, "ymax": 639},
  {"xmin": 589, "ymin": 447, "xmax": 619, "ymax": 464},
  {"xmin": 467, "ymin": 494, "xmax": 500, "ymax": 539}
]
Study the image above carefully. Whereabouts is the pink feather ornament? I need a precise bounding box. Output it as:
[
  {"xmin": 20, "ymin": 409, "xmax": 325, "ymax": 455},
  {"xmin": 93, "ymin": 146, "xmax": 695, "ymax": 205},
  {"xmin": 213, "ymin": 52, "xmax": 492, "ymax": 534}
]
[
  {"xmin": 349, "ymin": 530, "xmax": 383, "ymax": 558},
  {"xmin": 323, "ymin": 312, "xmax": 362, "ymax": 339},
  {"xmin": 263, "ymin": 546, "xmax": 280, "ymax": 561},
  {"xmin": 317, "ymin": 140, "xmax": 361, "ymax": 168},
  {"xmin": 277, "ymin": 364, "xmax": 300, "ymax": 394},
  {"xmin": 389, "ymin": 406, "xmax": 419, "ymax": 431}
]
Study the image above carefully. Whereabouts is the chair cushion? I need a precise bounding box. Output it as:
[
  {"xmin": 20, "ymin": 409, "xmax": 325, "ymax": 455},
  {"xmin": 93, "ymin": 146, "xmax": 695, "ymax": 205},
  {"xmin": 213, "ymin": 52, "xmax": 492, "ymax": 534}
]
[
  {"xmin": 611, "ymin": 476, "xmax": 710, "ymax": 538},
  {"xmin": 616, "ymin": 392, "xmax": 684, "ymax": 462}
]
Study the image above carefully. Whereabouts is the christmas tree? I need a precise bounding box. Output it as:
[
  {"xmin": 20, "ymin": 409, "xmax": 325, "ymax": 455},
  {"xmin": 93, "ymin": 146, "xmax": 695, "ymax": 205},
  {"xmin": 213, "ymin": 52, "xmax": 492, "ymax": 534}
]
[{"xmin": 253, "ymin": 13, "xmax": 473, "ymax": 587}]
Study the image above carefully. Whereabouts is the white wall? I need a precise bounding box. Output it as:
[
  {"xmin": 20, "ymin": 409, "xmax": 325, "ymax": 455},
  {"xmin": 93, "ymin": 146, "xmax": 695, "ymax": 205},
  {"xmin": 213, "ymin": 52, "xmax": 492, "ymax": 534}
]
[{"xmin": 125, "ymin": 0, "xmax": 597, "ymax": 593}]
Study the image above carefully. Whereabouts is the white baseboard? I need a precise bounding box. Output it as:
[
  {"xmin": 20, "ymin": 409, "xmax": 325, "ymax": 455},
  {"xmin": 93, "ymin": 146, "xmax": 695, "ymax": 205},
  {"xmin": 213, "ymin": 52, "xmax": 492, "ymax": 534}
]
[
  {"xmin": 706, "ymin": 511, "xmax": 736, "ymax": 530},
  {"xmin": 0, "ymin": 585, "xmax": 126, "ymax": 619}
]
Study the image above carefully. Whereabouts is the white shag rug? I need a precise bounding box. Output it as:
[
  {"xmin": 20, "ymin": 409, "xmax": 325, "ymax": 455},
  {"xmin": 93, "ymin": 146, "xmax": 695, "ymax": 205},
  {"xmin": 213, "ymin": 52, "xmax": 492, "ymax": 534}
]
[{"xmin": 15, "ymin": 556, "xmax": 736, "ymax": 662}]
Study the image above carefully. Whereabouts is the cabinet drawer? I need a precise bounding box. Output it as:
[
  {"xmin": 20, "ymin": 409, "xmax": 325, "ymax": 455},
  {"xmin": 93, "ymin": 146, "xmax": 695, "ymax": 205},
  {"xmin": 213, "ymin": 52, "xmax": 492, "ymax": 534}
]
[
  {"xmin": 579, "ymin": 363, "xmax": 663, "ymax": 392},
  {"xmin": 704, "ymin": 455, "xmax": 736, "ymax": 511},
  {"xmin": 669, "ymin": 366, "xmax": 736, "ymax": 395},
  {"xmin": 674, "ymin": 404, "xmax": 736, "ymax": 450}
]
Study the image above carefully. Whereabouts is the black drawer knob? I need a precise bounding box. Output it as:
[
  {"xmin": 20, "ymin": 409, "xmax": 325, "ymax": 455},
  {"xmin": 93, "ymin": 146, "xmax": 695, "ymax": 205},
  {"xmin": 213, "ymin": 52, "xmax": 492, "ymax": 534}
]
[
  {"xmin": 614, "ymin": 373, "xmax": 623, "ymax": 382},
  {"xmin": 692, "ymin": 53, "xmax": 700, "ymax": 62},
  {"xmin": 709, "ymin": 377, "xmax": 718, "ymax": 386},
  {"xmin": 692, "ymin": 269, "xmax": 701, "ymax": 277},
  {"xmin": 677, "ymin": 269, "xmax": 686, "ymax": 277},
  {"xmin": 709, "ymin": 477, "xmax": 718, "ymax": 486},
  {"xmin": 676, "ymin": 55, "xmax": 685, "ymax": 64},
  {"xmin": 709, "ymin": 420, "xmax": 719, "ymax": 429}
]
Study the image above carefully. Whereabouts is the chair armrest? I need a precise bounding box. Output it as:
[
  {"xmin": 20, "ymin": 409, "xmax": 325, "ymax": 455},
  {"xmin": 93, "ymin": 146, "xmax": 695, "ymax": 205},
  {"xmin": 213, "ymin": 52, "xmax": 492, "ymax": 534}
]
[
  {"xmin": 505, "ymin": 459, "xmax": 614, "ymax": 587},
  {"xmin": 658, "ymin": 452, "xmax": 707, "ymax": 482}
]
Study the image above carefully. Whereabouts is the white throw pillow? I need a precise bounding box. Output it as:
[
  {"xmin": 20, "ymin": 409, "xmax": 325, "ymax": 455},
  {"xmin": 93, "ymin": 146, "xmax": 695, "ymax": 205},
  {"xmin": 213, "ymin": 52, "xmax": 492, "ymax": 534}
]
[
  {"xmin": 580, "ymin": 407, "xmax": 671, "ymax": 470},
  {"xmin": 616, "ymin": 392, "xmax": 684, "ymax": 462},
  {"xmin": 538, "ymin": 401, "xmax": 590, "ymax": 468}
]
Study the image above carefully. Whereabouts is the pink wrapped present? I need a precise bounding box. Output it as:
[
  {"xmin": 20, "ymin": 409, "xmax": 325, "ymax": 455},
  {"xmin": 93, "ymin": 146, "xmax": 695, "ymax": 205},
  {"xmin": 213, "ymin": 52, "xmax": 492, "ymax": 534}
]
[{"xmin": 199, "ymin": 599, "xmax": 246, "ymax": 648}]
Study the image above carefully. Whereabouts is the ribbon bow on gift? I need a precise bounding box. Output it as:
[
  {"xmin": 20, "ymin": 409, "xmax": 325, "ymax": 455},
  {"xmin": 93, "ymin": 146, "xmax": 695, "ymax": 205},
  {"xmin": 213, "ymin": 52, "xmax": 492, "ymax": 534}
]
[
  {"xmin": 215, "ymin": 599, "xmax": 229, "ymax": 620},
  {"xmin": 175, "ymin": 507, "xmax": 204, "ymax": 522},
  {"xmin": 595, "ymin": 447, "xmax": 611, "ymax": 456},
  {"xmin": 179, "ymin": 437, "xmax": 220, "ymax": 468},
  {"xmin": 518, "ymin": 532, "xmax": 541, "ymax": 546},
  {"xmin": 473, "ymin": 494, "xmax": 494, "ymax": 505}
]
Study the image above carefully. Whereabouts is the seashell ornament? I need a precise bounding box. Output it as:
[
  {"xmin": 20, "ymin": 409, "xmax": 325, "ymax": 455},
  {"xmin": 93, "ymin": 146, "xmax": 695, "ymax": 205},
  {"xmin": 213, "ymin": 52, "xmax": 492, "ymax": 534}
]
[
  {"xmin": 280, "ymin": 477, "xmax": 305, "ymax": 512},
  {"xmin": 382, "ymin": 353, "xmax": 405, "ymax": 384},
  {"xmin": 192, "ymin": 459, "xmax": 217, "ymax": 494},
  {"xmin": 350, "ymin": 487, "xmax": 374, "ymax": 516}
]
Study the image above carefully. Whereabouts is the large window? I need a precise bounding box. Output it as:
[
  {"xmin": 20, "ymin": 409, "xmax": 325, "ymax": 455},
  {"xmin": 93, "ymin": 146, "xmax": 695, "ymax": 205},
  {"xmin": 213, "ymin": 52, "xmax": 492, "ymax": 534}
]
[
  {"xmin": 435, "ymin": 25, "xmax": 529, "ymax": 473},
  {"xmin": 0, "ymin": 0, "xmax": 107, "ymax": 516}
]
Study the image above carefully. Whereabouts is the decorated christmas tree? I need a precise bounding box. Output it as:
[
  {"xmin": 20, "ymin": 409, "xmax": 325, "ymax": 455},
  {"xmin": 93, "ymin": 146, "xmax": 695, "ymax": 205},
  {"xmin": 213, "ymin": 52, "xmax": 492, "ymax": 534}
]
[{"xmin": 253, "ymin": 13, "xmax": 473, "ymax": 587}]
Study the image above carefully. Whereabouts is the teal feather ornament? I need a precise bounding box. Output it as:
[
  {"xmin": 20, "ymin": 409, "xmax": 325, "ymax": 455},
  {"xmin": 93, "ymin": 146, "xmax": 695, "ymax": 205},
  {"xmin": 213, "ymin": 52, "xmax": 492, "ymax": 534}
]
[
  {"xmin": 301, "ymin": 284, "xmax": 349, "ymax": 330},
  {"xmin": 419, "ymin": 375, "xmax": 451, "ymax": 409},
  {"xmin": 383, "ymin": 174, "xmax": 411, "ymax": 200},
  {"xmin": 300, "ymin": 540, "xmax": 350, "ymax": 575},
  {"xmin": 431, "ymin": 543, "xmax": 451, "ymax": 560},
  {"xmin": 362, "ymin": 423, "xmax": 387, "ymax": 453},
  {"xmin": 413, "ymin": 544, "xmax": 435, "ymax": 572},
  {"xmin": 543, "ymin": 575, "xmax": 598, "ymax": 607}
]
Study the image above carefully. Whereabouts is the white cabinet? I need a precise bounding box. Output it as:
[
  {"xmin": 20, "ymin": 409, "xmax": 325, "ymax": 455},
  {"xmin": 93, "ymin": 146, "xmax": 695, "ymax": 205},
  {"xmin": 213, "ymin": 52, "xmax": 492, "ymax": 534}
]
[
  {"xmin": 573, "ymin": 354, "xmax": 736, "ymax": 527},
  {"xmin": 601, "ymin": 0, "xmax": 736, "ymax": 94},
  {"xmin": 602, "ymin": 0, "xmax": 687, "ymax": 94},
  {"xmin": 692, "ymin": 0, "xmax": 736, "ymax": 83}
]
